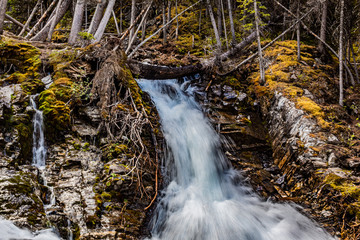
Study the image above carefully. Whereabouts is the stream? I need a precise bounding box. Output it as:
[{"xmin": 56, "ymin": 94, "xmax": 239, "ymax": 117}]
[{"xmin": 138, "ymin": 79, "xmax": 334, "ymax": 240}]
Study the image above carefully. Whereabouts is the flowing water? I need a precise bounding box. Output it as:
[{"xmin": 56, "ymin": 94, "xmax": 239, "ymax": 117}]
[
  {"xmin": 138, "ymin": 79, "xmax": 334, "ymax": 240},
  {"xmin": 30, "ymin": 95, "xmax": 46, "ymax": 168}
]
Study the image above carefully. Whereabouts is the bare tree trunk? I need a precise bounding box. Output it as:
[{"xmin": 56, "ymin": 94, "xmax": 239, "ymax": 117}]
[
  {"xmin": 112, "ymin": 10, "xmax": 120, "ymax": 35},
  {"xmin": 350, "ymin": 39, "xmax": 360, "ymax": 83},
  {"xmin": 339, "ymin": 0, "xmax": 344, "ymax": 106},
  {"xmin": 120, "ymin": 2, "xmax": 123, "ymax": 33},
  {"xmin": 221, "ymin": 0, "xmax": 228, "ymax": 50},
  {"xmin": 141, "ymin": 17, "xmax": 146, "ymax": 41},
  {"xmin": 31, "ymin": 0, "xmax": 71, "ymax": 42},
  {"xmin": 217, "ymin": 0, "xmax": 222, "ymax": 37},
  {"xmin": 47, "ymin": 0, "xmax": 62, "ymax": 42},
  {"xmin": 0, "ymin": 0, "xmax": 7, "ymax": 35},
  {"xmin": 69, "ymin": 0, "xmax": 86, "ymax": 44},
  {"xmin": 227, "ymin": 0, "xmax": 236, "ymax": 45},
  {"xmin": 5, "ymin": 14, "xmax": 31, "ymax": 31},
  {"xmin": 318, "ymin": 0, "xmax": 328, "ymax": 54},
  {"xmin": 175, "ymin": 0, "xmax": 179, "ymax": 40},
  {"xmin": 93, "ymin": 0, "xmax": 116, "ymax": 42},
  {"xmin": 88, "ymin": 0, "xmax": 106, "ymax": 35},
  {"xmin": 167, "ymin": 0, "xmax": 171, "ymax": 35},
  {"xmin": 129, "ymin": 0, "xmax": 136, "ymax": 41},
  {"xmin": 19, "ymin": 0, "xmax": 42, "ymax": 36},
  {"xmin": 128, "ymin": 0, "xmax": 201, "ymax": 58},
  {"xmin": 162, "ymin": 0, "xmax": 167, "ymax": 44},
  {"xmin": 126, "ymin": 1, "xmax": 153, "ymax": 54},
  {"xmin": 26, "ymin": 0, "xmax": 58, "ymax": 39},
  {"xmin": 198, "ymin": 5, "xmax": 202, "ymax": 36},
  {"xmin": 206, "ymin": 0, "xmax": 221, "ymax": 49},
  {"xmin": 296, "ymin": 1, "xmax": 301, "ymax": 61},
  {"xmin": 254, "ymin": 0, "xmax": 265, "ymax": 84}
]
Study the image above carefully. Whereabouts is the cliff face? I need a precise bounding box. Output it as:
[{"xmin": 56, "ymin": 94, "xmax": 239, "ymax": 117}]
[
  {"xmin": 0, "ymin": 37, "xmax": 160, "ymax": 239},
  {"xmin": 200, "ymin": 40, "xmax": 359, "ymax": 239}
]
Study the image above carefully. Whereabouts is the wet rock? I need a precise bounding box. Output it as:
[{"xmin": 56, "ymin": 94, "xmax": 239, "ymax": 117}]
[{"xmin": 345, "ymin": 157, "xmax": 360, "ymax": 169}]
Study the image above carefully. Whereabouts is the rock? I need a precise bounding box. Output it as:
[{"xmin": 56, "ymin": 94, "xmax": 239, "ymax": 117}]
[
  {"xmin": 328, "ymin": 153, "xmax": 337, "ymax": 167},
  {"xmin": 41, "ymin": 75, "xmax": 53, "ymax": 89},
  {"xmin": 345, "ymin": 157, "xmax": 360, "ymax": 168}
]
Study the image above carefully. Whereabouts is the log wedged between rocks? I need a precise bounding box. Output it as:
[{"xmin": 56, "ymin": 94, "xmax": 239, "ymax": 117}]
[
  {"xmin": 126, "ymin": 31, "xmax": 257, "ymax": 80},
  {"xmin": 127, "ymin": 59, "xmax": 203, "ymax": 80}
]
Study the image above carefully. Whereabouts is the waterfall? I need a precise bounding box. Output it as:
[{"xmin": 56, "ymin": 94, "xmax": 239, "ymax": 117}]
[
  {"xmin": 30, "ymin": 95, "xmax": 46, "ymax": 168},
  {"xmin": 138, "ymin": 79, "xmax": 334, "ymax": 240}
]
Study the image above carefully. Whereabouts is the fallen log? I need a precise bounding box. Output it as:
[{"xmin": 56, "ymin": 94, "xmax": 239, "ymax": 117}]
[
  {"xmin": 127, "ymin": 59, "xmax": 203, "ymax": 79},
  {"xmin": 5, "ymin": 14, "xmax": 31, "ymax": 32}
]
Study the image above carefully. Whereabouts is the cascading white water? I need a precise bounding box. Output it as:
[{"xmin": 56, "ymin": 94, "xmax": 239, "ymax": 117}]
[
  {"xmin": 138, "ymin": 79, "xmax": 335, "ymax": 240},
  {"xmin": 30, "ymin": 95, "xmax": 46, "ymax": 168}
]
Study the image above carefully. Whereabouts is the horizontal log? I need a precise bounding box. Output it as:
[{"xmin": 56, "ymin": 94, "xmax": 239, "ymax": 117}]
[{"xmin": 127, "ymin": 59, "xmax": 203, "ymax": 80}]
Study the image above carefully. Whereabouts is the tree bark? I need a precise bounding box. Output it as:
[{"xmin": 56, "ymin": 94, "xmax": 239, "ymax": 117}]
[
  {"xmin": 227, "ymin": 0, "xmax": 236, "ymax": 46},
  {"xmin": 162, "ymin": 0, "xmax": 167, "ymax": 44},
  {"xmin": 26, "ymin": 0, "xmax": 58, "ymax": 39},
  {"xmin": 125, "ymin": 1, "xmax": 152, "ymax": 54},
  {"xmin": 93, "ymin": 0, "xmax": 116, "ymax": 42},
  {"xmin": 221, "ymin": 0, "xmax": 228, "ymax": 50},
  {"xmin": 88, "ymin": 0, "xmax": 106, "ymax": 35},
  {"xmin": 69, "ymin": 0, "xmax": 86, "ymax": 44},
  {"xmin": 19, "ymin": 0, "xmax": 42, "ymax": 36},
  {"xmin": 318, "ymin": 0, "xmax": 328, "ymax": 54},
  {"xmin": 128, "ymin": 0, "xmax": 201, "ymax": 58},
  {"xmin": 217, "ymin": 0, "xmax": 222, "ymax": 37},
  {"xmin": 112, "ymin": 10, "xmax": 120, "ymax": 35},
  {"xmin": 128, "ymin": 59, "xmax": 203, "ymax": 79},
  {"xmin": 296, "ymin": 1, "xmax": 301, "ymax": 62},
  {"xmin": 254, "ymin": 0, "xmax": 265, "ymax": 84},
  {"xmin": 4, "ymin": 14, "xmax": 31, "ymax": 32},
  {"xmin": 47, "ymin": 0, "xmax": 62, "ymax": 42},
  {"xmin": 175, "ymin": 0, "xmax": 179, "ymax": 40},
  {"xmin": 339, "ymin": 0, "xmax": 344, "ymax": 106},
  {"xmin": 129, "ymin": 0, "xmax": 136, "ymax": 42},
  {"xmin": 273, "ymin": 0, "xmax": 355, "ymax": 86},
  {"xmin": 206, "ymin": 0, "xmax": 221, "ymax": 50},
  {"xmin": 31, "ymin": 0, "xmax": 71, "ymax": 42},
  {"xmin": 0, "ymin": 0, "xmax": 7, "ymax": 35}
]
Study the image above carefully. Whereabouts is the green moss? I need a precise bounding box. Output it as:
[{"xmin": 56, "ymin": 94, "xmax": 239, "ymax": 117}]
[{"xmin": 324, "ymin": 174, "xmax": 360, "ymax": 200}]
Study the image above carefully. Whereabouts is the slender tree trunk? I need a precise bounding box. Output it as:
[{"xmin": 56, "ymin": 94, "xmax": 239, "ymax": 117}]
[
  {"xmin": 198, "ymin": 5, "xmax": 202, "ymax": 36},
  {"xmin": 254, "ymin": 0, "xmax": 265, "ymax": 84},
  {"xmin": 93, "ymin": 0, "xmax": 116, "ymax": 42},
  {"xmin": 141, "ymin": 17, "xmax": 146, "ymax": 41},
  {"xmin": 69, "ymin": 0, "xmax": 86, "ymax": 44},
  {"xmin": 350, "ymin": 39, "xmax": 360, "ymax": 83},
  {"xmin": 129, "ymin": 0, "xmax": 136, "ymax": 42},
  {"xmin": 88, "ymin": 0, "xmax": 106, "ymax": 35},
  {"xmin": 26, "ymin": 0, "xmax": 58, "ymax": 39},
  {"xmin": 31, "ymin": 0, "xmax": 71, "ymax": 41},
  {"xmin": 339, "ymin": 0, "xmax": 344, "ymax": 106},
  {"xmin": 296, "ymin": 1, "xmax": 301, "ymax": 61},
  {"xmin": 128, "ymin": 0, "xmax": 201, "ymax": 58},
  {"xmin": 47, "ymin": 0, "xmax": 62, "ymax": 42},
  {"xmin": 221, "ymin": 0, "xmax": 228, "ymax": 50},
  {"xmin": 4, "ymin": 14, "xmax": 31, "ymax": 31},
  {"xmin": 206, "ymin": 0, "xmax": 221, "ymax": 49},
  {"xmin": 318, "ymin": 0, "xmax": 328, "ymax": 54},
  {"xmin": 112, "ymin": 10, "xmax": 120, "ymax": 35},
  {"xmin": 19, "ymin": 0, "xmax": 42, "ymax": 36},
  {"xmin": 175, "ymin": 0, "xmax": 179, "ymax": 40},
  {"xmin": 227, "ymin": 0, "xmax": 236, "ymax": 45},
  {"xmin": 217, "ymin": 0, "xmax": 222, "ymax": 37},
  {"xmin": 162, "ymin": 0, "xmax": 167, "ymax": 44},
  {"xmin": 167, "ymin": 0, "xmax": 171, "ymax": 35},
  {"xmin": 120, "ymin": 2, "xmax": 123, "ymax": 33},
  {"xmin": 126, "ymin": 1, "xmax": 152, "ymax": 54},
  {"xmin": 0, "ymin": 0, "xmax": 7, "ymax": 35}
]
